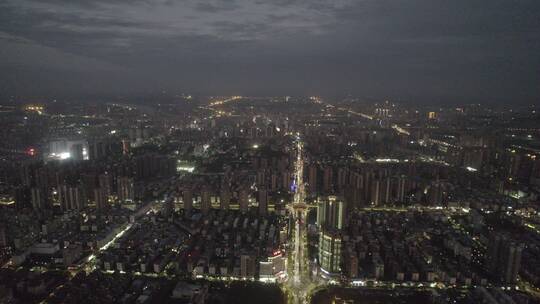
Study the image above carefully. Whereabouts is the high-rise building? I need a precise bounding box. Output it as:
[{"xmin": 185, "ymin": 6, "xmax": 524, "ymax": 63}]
[
  {"xmin": 81, "ymin": 173, "xmax": 97, "ymax": 203},
  {"xmin": 486, "ymin": 234, "xmax": 524, "ymax": 284},
  {"xmin": 381, "ymin": 177, "xmax": 391, "ymax": 204},
  {"xmin": 259, "ymin": 260, "xmax": 274, "ymax": 279},
  {"xmin": 323, "ymin": 166, "xmax": 333, "ymax": 193},
  {"xmin": 239, "ymin": 189, "xmax": 249, "ymax": 213},
  {"xmin": 270, "ymin": 173, "xmax": 278, "ymax": 192},
  {"xmin": 530, "ymin": 159, "xmax": 540, "ymax": 186},
  {"xmin": 182, "ymin": 187, "xmax": 193, "ymax": 216},
  {"xmin": 337, "ymin": 167, "xmax": 348, "ymax": 191},
  {"xmin": 117, "ymin": 176, "xmax": 134, "ymax": 203},
  {"xmin": 220, "ymin": 187, "xmax": 230, "ymax": 210},
  {"xmin": 240, "ymin": 254, "xmax": 255, "ymax": 278},
  {"xmin": 308, "ymin": 165, "xmax": 318, "ymax": 194},
  {"xmin": 162, "ymin": 197, "xmax": 174, "ymax": 218},
  {"xmin": 88, "ymin": 139, "xmax": 120, "ymax": 161},
  {"xmin": 58, "ymin": 184, "xmax": 84, "ymax": 211},
  {"xmin": 396, "ymin": 175, "xmax": 406, "ymax": 203},
  {"xmin": 201, "ymin": 187, "xmax": 211, "ymax": 214},
  {"xmin": 370, "ymin": 179, "xmax": 381, "ymax": 206},
  {"xmin": 281, "ymin": 170, "xmax": 290, "ymax": 191},
  {"xmin": 34, "ymin": 167, "xmax": 50, "ymax": 193},
  {"xmin": 13, "ymin": 186, "xmax": 30, "ymax": 210},
  {"xmin": 98, "ymin": 173, "xmax": 113, "ymax": 200},
  {"xmin": 0, "ymin": 225, "xmax": 7, "ymax": 247},
  {"xmin": 316, "ymin": 196, "xmax": 345, "ymax": 230},
  {"xmin": 258, "ymin": 188, "xmax": 268, "ymax": 216},
  {"xmin": 319, "ymin": 228, "xmax": 342, "ymax": 275},
  {"xmin": 256, "ymin": 170, "xmax": 266, "ymax": 187},
  {"xmin": 30, "ymin": 187, "xmax": 45, "ymax": 211},
  {"xmin": 426, "ymin": 182, "xmax": 444, "ymax": 205},
  {"xmin": 121, "ymin": 139, "xmax": 130, "ymax": 155},
  {"xmin": 19, "ymin": 163, "xmax": 32, "ymax": 187},
  {"xmin": 70, "ymin": 143, "xmax": 84, "ymax": 161},
  {"xmin": 317, "ymin": 195, "xmax": 345, "ymax": 276},
  {"xmin": 345, "ymin": 251, "xmax": 359, "ymax": 278},
  {"xmin": 70, "ymin": 185, "xmax": 84, "ymax": 211},
  {"xmin": 94, "ymin": 188, "xmax": 107, "ymax": 210}
]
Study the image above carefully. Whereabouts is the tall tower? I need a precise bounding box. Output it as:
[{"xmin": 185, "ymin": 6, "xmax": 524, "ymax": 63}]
[
  {"xmin": 317, "ymin": 196, "xmax": 345, "ymax": 276},
  {"xmin": 319, "ymin": 229, "xmax": 342, "ymax": 275}
]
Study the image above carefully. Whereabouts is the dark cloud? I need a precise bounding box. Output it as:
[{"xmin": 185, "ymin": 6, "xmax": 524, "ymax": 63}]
[
  {"xmin": 0, "ymin": 0, "xmax": 539, "ymax": 103},
  {"xmin": 195, "ymin": 1, "xmax": 239, "ymax": 13}
]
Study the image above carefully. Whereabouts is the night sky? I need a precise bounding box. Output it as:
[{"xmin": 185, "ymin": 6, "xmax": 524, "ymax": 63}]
[{"xmin": 1, "ymin": 0, "xmax": 539, "ymax": 103}]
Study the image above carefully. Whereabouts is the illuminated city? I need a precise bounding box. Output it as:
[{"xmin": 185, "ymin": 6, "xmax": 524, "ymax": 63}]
[{"xmin": 1, "ymin": 1, "xmax": 540, "ymax": 304}]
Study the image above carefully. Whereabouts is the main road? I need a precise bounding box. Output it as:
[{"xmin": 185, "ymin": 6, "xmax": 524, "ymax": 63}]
[{"xmin": 284, "ymin": 133, "xmax": 312, "ymax": 304}]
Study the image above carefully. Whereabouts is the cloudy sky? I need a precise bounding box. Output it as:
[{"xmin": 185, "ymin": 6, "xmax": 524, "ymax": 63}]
[{"xmin": 0, "ymin": 0, "xmax": 539, "ymax": 103}]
